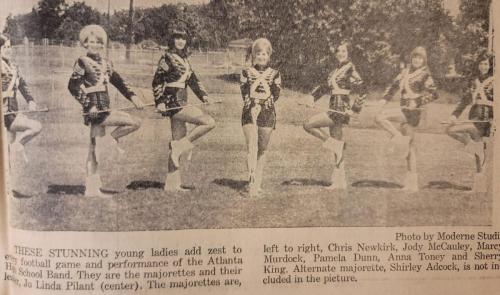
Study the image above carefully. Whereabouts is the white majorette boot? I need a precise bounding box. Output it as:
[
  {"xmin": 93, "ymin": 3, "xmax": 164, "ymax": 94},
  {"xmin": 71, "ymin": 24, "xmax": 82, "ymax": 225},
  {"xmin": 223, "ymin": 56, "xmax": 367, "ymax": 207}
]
[
  {"xmin": 164, "ymin": 169, "xmax": 190, "ymax": 192},
  {"xmin": 323, "ymin": 138, "xmax": 345, "ymax": 165},
  {"xmin": 327, "ymin": 166, "xmax": 347, "ymax": 190},
  {"xmin": 472, "ymin": 172, "xmax": 487, "ymax": 193},
  {"xmin": 170, "ymin": 138, "xmax": 194, "ymax": 168},
  {"xmin": 113, "ymin": 139, "xmax": 126, "ymax": 156},
  {"xmin": 11, "ymin": 141, "xmax": 28, "ymax": 163},
  {"xmin": 402, "ymin": 172, "xmax": 418, "ymax": 192},
  {"xmin": 84, "ymin": 173, "xmax": 110, "ymax": 198}
]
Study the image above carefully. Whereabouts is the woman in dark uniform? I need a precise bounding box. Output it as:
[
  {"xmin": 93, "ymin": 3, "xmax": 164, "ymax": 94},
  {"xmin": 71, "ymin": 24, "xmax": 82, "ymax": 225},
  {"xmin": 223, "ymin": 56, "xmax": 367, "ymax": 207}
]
[
  {"xmin": 1, "ymin": 34, "xmax": 42, "ymax": 163},
  {"xmin": 446, "ymin": 53, "xmax": 494, "ymax": 192},
  {"xmin": 68, "ymin": 25, "xmax": 145, "ymax": 197},
  {"xmin": 303, "ymin": 43, "xmax": 366, "ymax": 190},
  {"xmin": 375, "ymin": 46, "xmax": 438, "ymax": 192},
  {"xmin": 240, "ymin": 38, "xmax": 282, "ymax": 197},
  {"xmin": 152, "ymin": 26, "xmax": 216, "ymax": 191}
]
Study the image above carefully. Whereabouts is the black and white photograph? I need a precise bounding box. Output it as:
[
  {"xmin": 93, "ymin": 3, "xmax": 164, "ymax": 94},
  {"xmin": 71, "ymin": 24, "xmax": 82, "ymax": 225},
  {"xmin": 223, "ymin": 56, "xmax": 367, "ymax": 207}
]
[{"xmin": 1, "ymin": 0, "xmax": 495, "ymax": 231}]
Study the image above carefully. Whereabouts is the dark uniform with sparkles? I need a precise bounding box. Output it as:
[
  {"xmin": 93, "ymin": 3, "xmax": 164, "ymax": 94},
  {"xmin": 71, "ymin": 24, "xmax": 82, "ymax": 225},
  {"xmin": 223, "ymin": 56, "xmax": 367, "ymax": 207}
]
[
  {"xmin": 2, "ymin": 58, "xmax": 34, "ymax": 129},
  {"xmin": 68, "ymin": 53, "xmax": 136, "ymax": 125},
  {"xmin": 310, "ymin": 61, "xmax": 366, "ymax": 124},
  {"xmin": 383, "ymin": 66, "xmax": 438, "ymax": 127},
  {"xmin": 240, "ymin": 65, "xmax": 281, "ymax": 128},
  {"xmin": 152, "ymin": 49, "xmax": 208, "ymax": 117},
  {"xmin": 452, "ymin": 74, "xmax": 494, "ymax": 137}
]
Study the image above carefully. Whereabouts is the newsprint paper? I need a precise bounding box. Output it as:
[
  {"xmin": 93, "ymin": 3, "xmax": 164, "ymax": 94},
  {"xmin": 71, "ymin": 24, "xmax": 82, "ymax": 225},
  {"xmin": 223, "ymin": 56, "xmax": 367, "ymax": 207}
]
[{"xmin": 1, "ymin": 0, "xmax": 500, "ymax": 294}]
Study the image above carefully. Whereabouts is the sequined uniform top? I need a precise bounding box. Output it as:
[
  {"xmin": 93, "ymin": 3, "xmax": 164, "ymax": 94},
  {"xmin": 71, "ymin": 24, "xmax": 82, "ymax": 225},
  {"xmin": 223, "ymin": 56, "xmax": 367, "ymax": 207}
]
[
  {"xmin": 2, "ymin": 57, "xmax": 34, "ymax": 128},
  {"xmin": 240, "ymin": 65, "xmax": 281, "ymax": 128},
  {"xmin": 452, "ymin": 74, "xmax": 494, "ymax": 136},
  {"xmin": 310, "ymin": 61, "xmax": 366, "ymax": 124},
  {"xmin": 68, "ymin": 53, "xmax": 136, "ymax": 125},
  {"xmin": 383, "ymin": 66, "xmax": 438, "ymax": 126},
  {"xmin": 383, "ymin": 66, "xmax": 438, "ymax": 108},
  {"xmin": 152, "ymin": 49, "xmax": 208, "ymax": 117}
]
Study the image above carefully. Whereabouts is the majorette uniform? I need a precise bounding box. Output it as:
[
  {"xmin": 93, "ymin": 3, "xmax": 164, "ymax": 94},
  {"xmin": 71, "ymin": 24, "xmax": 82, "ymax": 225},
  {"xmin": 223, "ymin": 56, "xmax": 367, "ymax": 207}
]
[
  {"xmin": 152, "ymin": 48, "xmax": 208, "ymax": 117},
  {"xmin": 310, "ymin": 60, "xmax": 366, "ymax": 123},
  {"xmin": 452, "ymin": 73, "xmax": 494, "ymax": 137},
  {"xmin": 2, "ymin": 58, "xmax": 35, "ymax": 129},
  {"xmin": 68, "ymin": 53, "xmax": 136, "ymax": 125},
  {"xmin": 383, "ymin": 65, "xmax": 438, "ymax": 126},
  {"xmin": 240, "ymin": 64, "xmax": 281, "ymax": 128}
]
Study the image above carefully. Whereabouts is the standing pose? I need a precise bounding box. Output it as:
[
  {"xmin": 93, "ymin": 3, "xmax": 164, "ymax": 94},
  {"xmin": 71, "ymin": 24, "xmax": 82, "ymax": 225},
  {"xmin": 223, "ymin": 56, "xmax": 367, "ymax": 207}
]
[
  {"xmin": 375, "ymin": 47, "xmax": 438, "ymax": 191},
  {"xmin": 303, "ymin": 43, "xmax": 366, "ymax": 190},
  {"xmin": 68, "ymin": 25, "xmax": 145, "ymax": 197},
  {"xmin": 446, "ymin": 53, "xmax": 494, "ymax": 192},
  {"xmin": 1, "ymin": 34, "xmax": 42, "ymax": 163},
  {"xmin": 240, "ymin": 38, "xmax": 281, "ymax": 197},
  {"xmin": 152, "ymin": 26, "xmax": 216, "ymax": 191}
]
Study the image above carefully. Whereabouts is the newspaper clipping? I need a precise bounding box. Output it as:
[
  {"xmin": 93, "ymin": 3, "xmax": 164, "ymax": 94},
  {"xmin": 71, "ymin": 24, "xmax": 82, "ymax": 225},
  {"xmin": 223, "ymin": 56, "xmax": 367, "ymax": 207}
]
[{"xmin": 1, "ymin": 0, "xmax": 499, "ymax": 294}]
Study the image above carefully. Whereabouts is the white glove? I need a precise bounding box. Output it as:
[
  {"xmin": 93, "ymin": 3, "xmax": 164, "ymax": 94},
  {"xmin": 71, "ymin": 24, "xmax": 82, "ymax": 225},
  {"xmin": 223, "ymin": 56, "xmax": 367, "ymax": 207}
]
[
  {"xmin": 156, "ymin": 103, "xmax": 167, "ymax": 113},
  {"xmin": 131, "ymin": 96, "xmax": 145, "ymax": 109},
  {"xmin": 28, "ymin": 101, "xmax": 37, "ymax": 111}
]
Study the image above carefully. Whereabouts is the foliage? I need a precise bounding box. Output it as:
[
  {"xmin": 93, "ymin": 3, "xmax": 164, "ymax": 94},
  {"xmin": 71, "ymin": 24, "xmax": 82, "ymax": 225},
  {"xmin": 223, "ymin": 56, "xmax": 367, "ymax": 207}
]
[
  {"xmin": 223, "ymin": 0, "xmax": 459, "ymax": 88},
  {"xmin": 2, "ymin": 0, "xmax": 491, "ymax": 89}
]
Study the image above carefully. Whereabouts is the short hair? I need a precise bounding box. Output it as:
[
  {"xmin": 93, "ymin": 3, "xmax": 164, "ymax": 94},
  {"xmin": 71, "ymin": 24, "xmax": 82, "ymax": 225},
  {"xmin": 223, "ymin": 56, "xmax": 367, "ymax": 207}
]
[
  {"xmin": 79, "ymin": 25, "xmax": 107, "ymax": 47},
  {"xmin": 251, "ymin": 38, "xmax": 272, "ymax": 58}
]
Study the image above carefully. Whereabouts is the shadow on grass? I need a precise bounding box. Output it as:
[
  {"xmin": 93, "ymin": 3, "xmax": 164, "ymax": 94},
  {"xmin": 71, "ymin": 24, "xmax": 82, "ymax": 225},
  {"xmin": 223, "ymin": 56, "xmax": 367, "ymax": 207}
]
[
  {"xmin": 127, "ymin": 180, "xmax": 164, "ymax": 190},
  {"xmin": 47, "ymin": 185, "xmax": 122, "ymax": 195},
  {"xmin": 352, "ymin": 180, "xmax": 403, "ymax": 189},
  {"xmin": 126, "ymin": 180, "xmax": 195, "ymax": 191},
  {"xmin": 281, "ymin": 178, "xmax": 331, "ymax": 187},
  {"xmin": 47, "ymin": 184, "xmax": 85, "ymax": 195},
  {"xmin": 425, "ymin": 181, "xmax": 470, "ymax": 191},
  {"xmin": 12, "ymin": 190, "xmax": 33, "ymax": 199},
  {"xmin": 213, "ymin": 178, "xmax": 248, "ymax": 192}
]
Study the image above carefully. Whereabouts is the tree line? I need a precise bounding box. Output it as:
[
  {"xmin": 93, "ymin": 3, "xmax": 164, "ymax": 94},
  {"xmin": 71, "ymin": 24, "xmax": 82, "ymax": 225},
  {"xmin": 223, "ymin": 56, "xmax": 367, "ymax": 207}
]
[{"xmin": 2, "ymin": 0, "xmax": 491, "ymax": 87}]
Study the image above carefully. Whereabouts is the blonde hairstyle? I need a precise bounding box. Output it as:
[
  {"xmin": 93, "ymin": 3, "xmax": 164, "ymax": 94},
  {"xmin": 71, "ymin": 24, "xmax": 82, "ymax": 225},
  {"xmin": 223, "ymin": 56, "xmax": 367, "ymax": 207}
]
[
  {"xmin": 79, "ymin": 25, "xmax": 107, "ymax": 47},
  {"xmin": 251, "ymin": 38, "xmax": 272, "ymax": 59}
]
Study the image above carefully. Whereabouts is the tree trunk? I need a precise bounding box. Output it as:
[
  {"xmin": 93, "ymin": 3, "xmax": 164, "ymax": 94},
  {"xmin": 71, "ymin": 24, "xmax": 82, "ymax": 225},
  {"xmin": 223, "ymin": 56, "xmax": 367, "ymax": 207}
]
[{"xmin": 126, "ymin": 0, "xmax": 134, "ymax": 60}]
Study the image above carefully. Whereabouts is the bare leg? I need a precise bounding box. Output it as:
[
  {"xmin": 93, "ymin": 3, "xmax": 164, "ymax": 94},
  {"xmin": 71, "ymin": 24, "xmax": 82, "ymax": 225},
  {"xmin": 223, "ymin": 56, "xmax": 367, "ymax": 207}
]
[
  {"xmin": 254, "ymin": 127, "xmax": 273, "ymax": 194},
  {"xmin": 86, "ymin": 137, "xmax": 98, "ymax": 175},
  {"xmin": 8, "ymin": 115, "xmax": 42, "ymax": 162},
  {"xmin": 242, "ymin": 124, "xmax": 258, "ymax": 185},
  {"xmin": 84, "ymin": 135, "xmax": 108, "ymax": 197},
  {"xmin": 172, "ymin": 107, "xmax": 216, "ymax": 142},
  {"xmin": 327, "ymin": 123, "xmax": 347, "ymax": 190},
  {"xmin": 169, "ymin": 106, "xmax": 216, "ymax": 168},
  {"xmin": 303, "ymin": 112, "xmax": 333, "ymax": 141},
  {"xmin": 329, "ymin": 123, "xmax": 344, "ymax": 167},
  {"xmin": 165, "ymin": 118, "xmax": 187, "ymax": 191},
  {"xmin": 401, "ymin": 124, "xmax": 416, "ymax": 172},
  {"xmin": 375, "ymin": 107, "xmax": 406, "ymax": 138},
  {"xmin": 9, "ymin": 115, "xmax": 42, "ymax": 146},
  {"xmin": 401, "ymin": 124, "xmax": 418, "ymax": 191},
  {"xmin": 446, "ymin": 123, "xmax": 480, "ymax": 146},
  {"xmin": 100, "ymin": 111, "xmax": 141, "ymax": 143}
]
